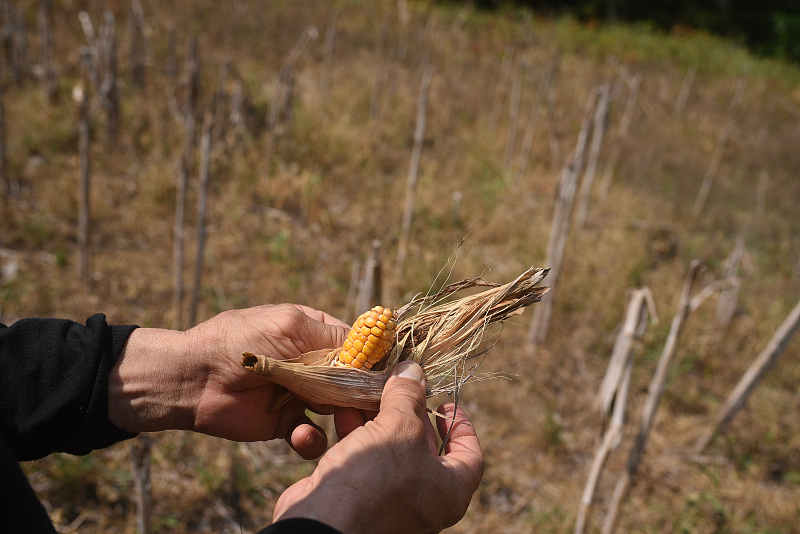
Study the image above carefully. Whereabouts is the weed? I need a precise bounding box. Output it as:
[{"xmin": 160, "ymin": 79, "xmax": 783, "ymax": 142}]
[
  {"xmin": 20, "ymin": 213, "xmax": 54, "ymax": 247},
  {"xmin": 674, "ymin": 491, "xmax": 728, "ymax": 534},
  {"xmin": 267, "ymin": 230, "xmax": 292, "ymax": 263},
  {"xmin": 154, "ymin": 514, "xmax": 180, "ymax": 532},
  {"xmin": 784, "ymin": 470, "xmax": 800, "ymax": 485},
  {"xmin": 543, "ymin": 410, "xmax": 562, "ymax": 451},
  {"xmin": 194, "ymin": 461, "xmax": 226, "ymax": 494}
]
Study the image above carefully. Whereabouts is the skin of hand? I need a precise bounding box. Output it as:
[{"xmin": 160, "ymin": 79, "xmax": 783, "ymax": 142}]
[
  {"xmin": 109, "ymin": 304, "xmax": 349, "ymax": 459},
  {"xmin": 273, "ymin": 361, "xmax": 485, "ymax": 534}
]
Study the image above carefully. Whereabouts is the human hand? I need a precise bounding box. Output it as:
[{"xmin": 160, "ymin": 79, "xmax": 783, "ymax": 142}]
[
  {"xmin": 272, "ymin": 361, "xmax": 484, "ymax": 534},
  {"xmin": 109, "ymin": 304, "xmax": 348, "ymax": 459}
]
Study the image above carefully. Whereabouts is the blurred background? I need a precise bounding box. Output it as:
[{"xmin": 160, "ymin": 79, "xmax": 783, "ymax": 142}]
[{"xmin": 2, "ymin": 0, "xmax": 800, "ymax": 532}]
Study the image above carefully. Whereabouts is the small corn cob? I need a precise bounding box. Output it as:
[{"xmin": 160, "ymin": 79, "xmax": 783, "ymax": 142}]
[{"xmin": 336, "ymin": 305, "xmax": 397, "ymax": 370}]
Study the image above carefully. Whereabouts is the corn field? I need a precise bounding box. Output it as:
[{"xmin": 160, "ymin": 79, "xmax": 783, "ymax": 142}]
[{"xmin": 2, "ymin": 1, "xmax": 800, "ymax": 532}]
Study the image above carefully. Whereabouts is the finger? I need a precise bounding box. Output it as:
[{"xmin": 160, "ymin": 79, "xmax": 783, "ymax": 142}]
[
  {"xmin": 424, "ymin": 411, "xmax": 439, "ymax": 454},
  {"xmin": 290, "ymin": 390, "xmax": 336, "ymax": 417},
  {"xmin": 292, "ymin": 304, "xmax": 350, "ymax": 329},
  {"xmin": 305, "ymin": 400, "xmax": 335, "ymax": 416},
  {"xmin": 379, "ymin": 361, "xmax": 428, "ymax": 422},
  {"xmin": 435, "ymin": 403, "xmax": 481, "ymax": 454},
  {"xmin": 436, "ymin": 403, "xmax": 484, "ymax": 492},
  {"xmin": 274, "ymin": 397, "xmax": 312, "ymax": 439},
  {"xmin": 292, "ymin": 310, "xmax": 348, "ymax": 353},
  {"xmin": 286, "ymin": 417, "xmax": 328, "ymax": 460},
  {"xmin": 334, "ymin": 406, "xmax": 366, "ymax": 439}
]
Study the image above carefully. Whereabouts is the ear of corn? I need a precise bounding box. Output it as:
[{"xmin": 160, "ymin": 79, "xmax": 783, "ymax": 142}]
[
  {"xmin": 336, "ymin": 305, "xmax": 396, "ymax": 370},
  {"xmin": 243, "ymin": 267, "xmax": 550, "ymax": 410}
]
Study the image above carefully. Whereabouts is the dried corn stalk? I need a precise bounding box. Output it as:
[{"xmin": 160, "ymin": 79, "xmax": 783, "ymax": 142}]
[{"xmin": 242, "ymin": 267, "xmax": 550, "ymax": 411}]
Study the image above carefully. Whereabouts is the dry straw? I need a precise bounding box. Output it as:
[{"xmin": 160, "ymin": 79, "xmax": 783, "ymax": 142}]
[{"xmin": 242, "ymin": 267, "xmax": 550, "ymax": 411}]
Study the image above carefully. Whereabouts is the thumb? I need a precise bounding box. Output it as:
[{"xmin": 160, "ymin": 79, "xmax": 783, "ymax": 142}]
[
  {"xmin": 295, "ymin": 311, "xmax": 348, "ymax": 352},
  {"xmin": 379, "ymin": 361, "xmax": 427, "ymax": 420}
]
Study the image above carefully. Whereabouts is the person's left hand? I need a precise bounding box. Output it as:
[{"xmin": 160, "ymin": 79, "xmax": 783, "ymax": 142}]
[{"xmin": 109, "ymin": 304, "xmax": 348, "ymax": 459}]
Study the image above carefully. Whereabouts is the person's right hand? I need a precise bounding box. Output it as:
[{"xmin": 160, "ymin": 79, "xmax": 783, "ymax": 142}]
[{"xmin": 272, "ymin": 361, "xmax": 484, "ymax": 534}]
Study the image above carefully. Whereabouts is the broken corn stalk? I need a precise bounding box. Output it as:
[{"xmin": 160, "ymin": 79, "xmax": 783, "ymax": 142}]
[{"xmin": 335, "ymin": 306, "xmax": 397, "ymax": 369}]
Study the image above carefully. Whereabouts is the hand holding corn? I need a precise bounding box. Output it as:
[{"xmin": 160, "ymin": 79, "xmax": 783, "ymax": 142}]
[
  {"xmin": 273, "ymin": 361, "xmax": 484, "ymax": 534},
  {"xmin": 109, "ymin": 304, "xmax": 348, "ymax": 460}
]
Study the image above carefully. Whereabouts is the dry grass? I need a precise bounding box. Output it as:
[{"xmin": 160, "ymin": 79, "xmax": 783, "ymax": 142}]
[{"xmin": 4, "ymin": 0, "xmax": 800, "ymax": 532}]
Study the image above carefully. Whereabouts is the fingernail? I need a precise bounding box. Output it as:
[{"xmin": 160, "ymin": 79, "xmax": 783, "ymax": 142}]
[{"xmin": 393, "ymin": 360, "xmax": 424, "ymax": 383}]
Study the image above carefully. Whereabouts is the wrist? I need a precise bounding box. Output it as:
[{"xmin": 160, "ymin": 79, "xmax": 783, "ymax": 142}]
[
  {"xmin": 108, "ymin": 328, "xmax": 203, "ymax": 433},
  {"xmin": 275, "ymin": 478, "xmax": 378, "ymax": 534}
]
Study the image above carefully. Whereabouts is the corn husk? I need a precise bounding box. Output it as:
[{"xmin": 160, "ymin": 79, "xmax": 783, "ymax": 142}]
[{"xmin": 242, "ymin": 266, "xmax": 549, "ymax": 411}]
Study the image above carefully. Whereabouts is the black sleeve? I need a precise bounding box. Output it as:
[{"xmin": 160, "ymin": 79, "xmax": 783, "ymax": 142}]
[
  {"xmin": 257, "ymin": 518, "xmax": 344, "ymax": 534},
  {"xmin": 0, "ymin": 314, "xmax": 139, "ymax": 461},
  {"xmin": 0, "ymin": 434, "xmax": 57, "ymax": 533}
]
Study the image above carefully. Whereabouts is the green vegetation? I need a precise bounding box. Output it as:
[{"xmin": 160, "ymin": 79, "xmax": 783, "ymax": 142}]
[{"xmin": 473, "ymin": 0, "xmax": 800, "ymax": 63}]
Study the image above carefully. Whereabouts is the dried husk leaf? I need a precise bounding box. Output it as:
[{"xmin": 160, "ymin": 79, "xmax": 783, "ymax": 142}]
[
  {"xmin": 242, "ymin": 350, "xmax": 390, "ymax": 411},
  {"xmin": 241, "ymin": 267, "xmax": 549, "ymax": 411}
]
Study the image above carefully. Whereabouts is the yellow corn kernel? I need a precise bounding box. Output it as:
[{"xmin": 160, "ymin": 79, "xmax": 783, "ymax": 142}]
[{"xmin": 336, "ymin": 306, "xmax": 396, "ymax": 370}]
